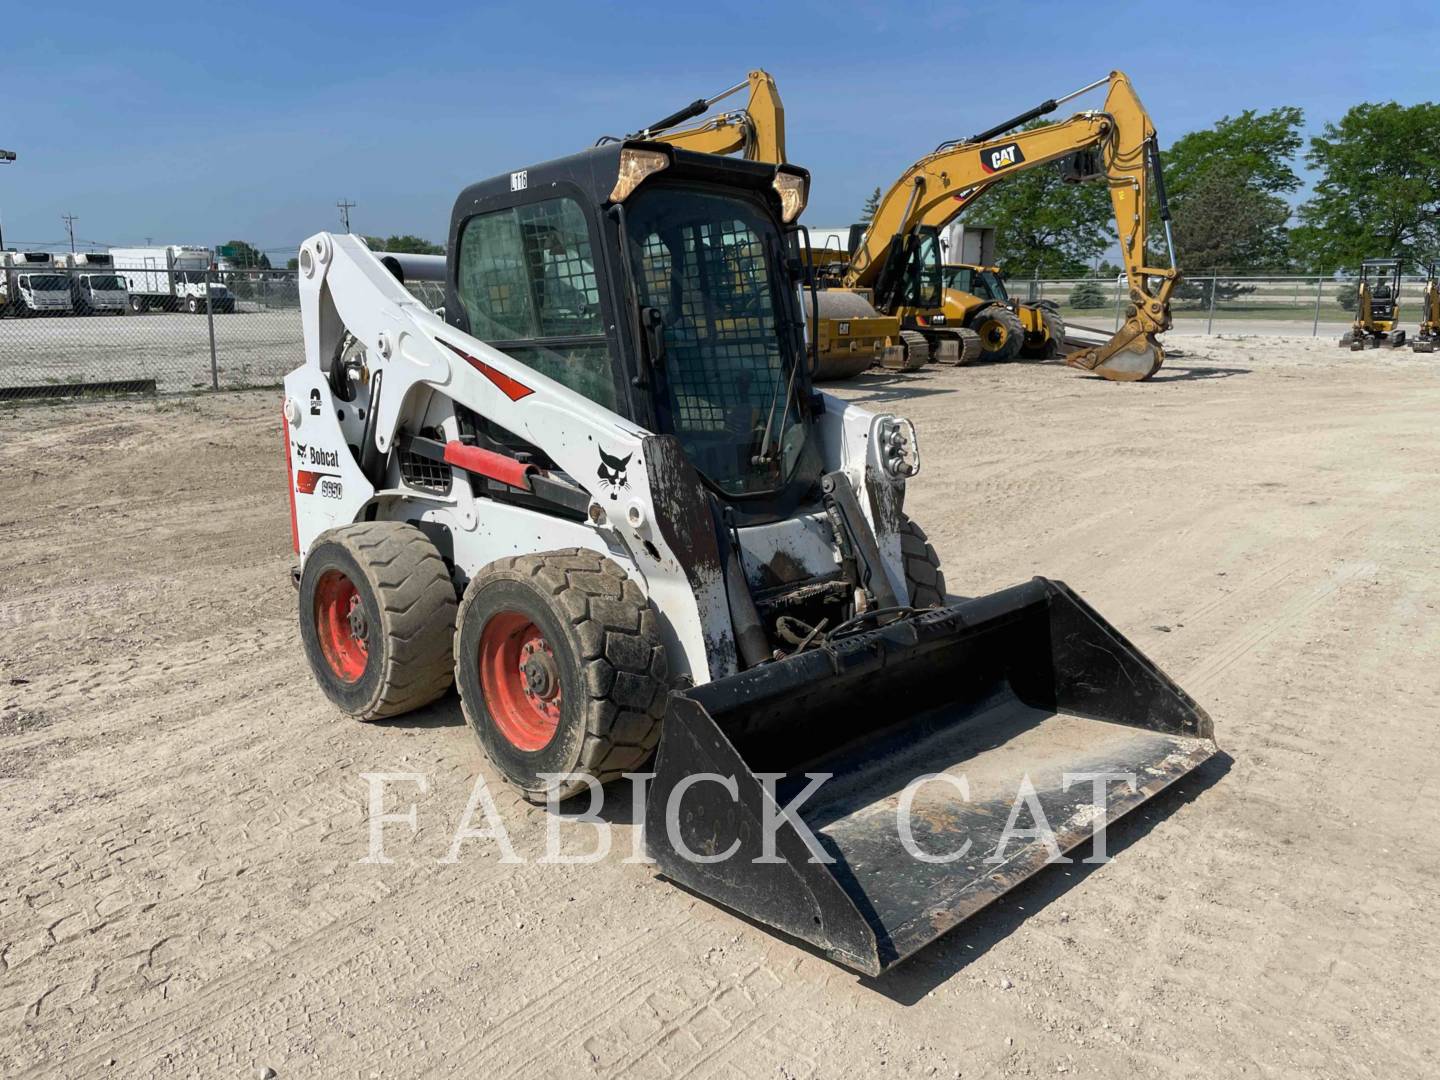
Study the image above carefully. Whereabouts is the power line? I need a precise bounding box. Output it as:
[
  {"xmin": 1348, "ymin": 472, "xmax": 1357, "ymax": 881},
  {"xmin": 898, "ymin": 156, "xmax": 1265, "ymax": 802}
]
[
  {"xmin": 62, "ymin": 213, "xmax": 78, "ymax": 253},
  {"xmin": 337, "ymin": 199, "xmax": 356, "ymax": 233}
]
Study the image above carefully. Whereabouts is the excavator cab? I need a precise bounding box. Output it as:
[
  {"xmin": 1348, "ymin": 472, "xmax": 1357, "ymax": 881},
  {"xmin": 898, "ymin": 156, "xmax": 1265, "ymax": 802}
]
[{"xmin": 874, "ymin": 225, "xmax": 945, "ymax": 315}]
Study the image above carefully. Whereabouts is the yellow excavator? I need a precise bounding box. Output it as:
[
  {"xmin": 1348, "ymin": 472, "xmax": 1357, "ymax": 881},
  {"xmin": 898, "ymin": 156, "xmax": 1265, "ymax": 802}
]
[
  {"xmin": 844, "ymin": 71, "xmax": 1179, "ymax": 380},
  {"xmin": 1414, "ymin": 263, "xmax": 1439, "ymax": 353},
  {"xmin": 628, "ymin": 69, "xmax": 1178, "ymax": 381}
]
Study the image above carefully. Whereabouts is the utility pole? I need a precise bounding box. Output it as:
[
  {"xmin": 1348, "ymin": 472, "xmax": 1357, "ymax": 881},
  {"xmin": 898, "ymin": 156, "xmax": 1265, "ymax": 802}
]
[
  {"xmin": 337, "ymin": 199, "xmax": 356, "ymax": 233},
  {"xmin": 0, "ymin": 148, "xmax": 15, "ymax": 251},
  {"xmin": 62, "ymin": 212, "xmax": 78, "ymax": 252}
]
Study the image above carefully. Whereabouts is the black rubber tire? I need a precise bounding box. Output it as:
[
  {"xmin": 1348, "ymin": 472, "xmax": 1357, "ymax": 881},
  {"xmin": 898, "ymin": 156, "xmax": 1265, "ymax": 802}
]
[
  {"xmin": 298, "ymin": 521, "xmax": 457, "ymax": 721},
  {"xmin": 455, "ymin": 549, "xmax": 668, "ymax": 802},
  {"xmin": 899, "ymin": 515, "xmax": 946, "ymax": 608},
  {"xmin": 1020, "ymin": 309, "xmax": 1066, "ymax": 359},
  {"xmin": 128, "ymin": 295, "xmax": 145, "ymax": 314},
  {"xmin": 970, "ymin": 304, "xmax": 1025, "ymax": 362},
  {"xmin": 186, "ymin": 296, "xmax": 200, "ymax": 314}
]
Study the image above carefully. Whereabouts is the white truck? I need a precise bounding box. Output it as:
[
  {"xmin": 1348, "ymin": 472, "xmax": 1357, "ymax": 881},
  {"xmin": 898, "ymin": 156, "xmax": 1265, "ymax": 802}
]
[
  {"xmin": 58, "ymin": 252, "xmax": 129, "ymax": 314},
  {"xmin": 2, "ymin": 251, "xmax": 73, "ymax": 316},
  {"xmin": 109, "ymin": 245, "xmax": 234, "ymax": 314}
]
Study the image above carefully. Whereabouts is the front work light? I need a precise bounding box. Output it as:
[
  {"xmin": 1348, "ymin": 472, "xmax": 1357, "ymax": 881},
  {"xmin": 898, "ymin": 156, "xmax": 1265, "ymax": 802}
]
[
  {"xmin": 771, "ymin": 169, "xmax": 808, "ymax": 223},
  {"xmin": 611, "ymin": 148, "xmax": 670, "ymax": 203}
]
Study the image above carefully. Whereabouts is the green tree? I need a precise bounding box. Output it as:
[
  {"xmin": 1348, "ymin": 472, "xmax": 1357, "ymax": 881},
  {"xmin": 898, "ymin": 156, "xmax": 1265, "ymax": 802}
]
[
  {"xmin": 1170, "ymin": 164, "xmax": 1292, "ymax": 287},
  {"xmin": 1161, "ymin": 108, "xmax": 1303, "ymax": 279},
  {"xmin": 363, "ymin": 234, "xmax": 444, "ymax": 255},
  {"xmin": 1068, "ymin": 279, "xmax": 1108, "ymax": 309},
  {"xmin": 1291, "ymin": 101, "xmax": 1440, "ymax": 272},
  {"xmin": 220, "ymin": 239, "xmax": 271, "ymax": 269},
  {"xmin": 1163, "ymin": 107, "xmax": 1304, "ymax": 200},
  {"xmin": 859, "ymin": 187, "xmax": 882, "ymax": 223}
]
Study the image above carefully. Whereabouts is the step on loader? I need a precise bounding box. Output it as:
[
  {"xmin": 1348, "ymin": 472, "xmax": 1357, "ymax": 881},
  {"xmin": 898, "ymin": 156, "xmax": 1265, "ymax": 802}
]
[{"xmin": 284, "ymin": 141, "xmax": 1218, "ymax": 974}]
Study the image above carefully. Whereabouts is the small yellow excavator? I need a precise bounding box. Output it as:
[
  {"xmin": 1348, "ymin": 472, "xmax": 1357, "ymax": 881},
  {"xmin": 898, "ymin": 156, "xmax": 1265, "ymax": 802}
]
[
  {"xmin": 1413, "ymin": 264, "xmax": 1439, "ymax": 353},
  {"xmin": 1341, "ymin": 258, "xmax": 1406, "ymax": 350},
  {"xmin": 844, "ymin": 72, "xmax": 1179, "ymax": 380}
]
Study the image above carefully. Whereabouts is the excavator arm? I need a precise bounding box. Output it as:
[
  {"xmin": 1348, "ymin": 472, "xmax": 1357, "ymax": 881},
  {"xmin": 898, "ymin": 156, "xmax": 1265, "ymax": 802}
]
[
  {"xmin": 627, "ymin": 70, "xmax": 786, "ymax": 163},
  {"xmin": 847, "ymin": 72, "xmax": 1179, "ymax": 381}
]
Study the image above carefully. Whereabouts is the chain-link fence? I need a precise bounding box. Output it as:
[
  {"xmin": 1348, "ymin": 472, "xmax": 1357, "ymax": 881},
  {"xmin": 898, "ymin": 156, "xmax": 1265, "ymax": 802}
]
[
  {"xmin": 1019, "ymin": 274, "xmax": 1434, "ymax": 339},
  {"xmin": 2, "ymin": 263, "xmax": 1428, "ymax": 402},
  {"xmin": 0, "ymin": 266, "xmax": 447, "ymax": 400}
]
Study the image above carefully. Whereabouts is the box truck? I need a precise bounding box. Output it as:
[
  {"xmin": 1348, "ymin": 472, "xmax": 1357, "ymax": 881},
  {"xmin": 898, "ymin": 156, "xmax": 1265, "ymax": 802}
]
[
  {"xmin": 109, "ymin": 245, "xmax": 234, "ymax": 314},
  {"xmin": 59, "ymin": 252, "xmax": 129, "ymax": 314},
  {"xmin": 2, "ymin": 252, "xmax": 73, "ymax": 315}
]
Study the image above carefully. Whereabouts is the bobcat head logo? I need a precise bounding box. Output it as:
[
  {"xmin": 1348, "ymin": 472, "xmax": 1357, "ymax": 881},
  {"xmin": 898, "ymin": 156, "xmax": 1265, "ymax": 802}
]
[
  {"xmin": 294, "ymin": 442, "xmax": 307, "ymax": 459},
  {"xmin": 597, "ymin": 449, "xmax": 632, "ymax": 501}
]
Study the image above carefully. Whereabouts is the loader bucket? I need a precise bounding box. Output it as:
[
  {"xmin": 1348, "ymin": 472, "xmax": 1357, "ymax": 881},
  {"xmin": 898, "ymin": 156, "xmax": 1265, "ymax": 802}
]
[{"xmin": 644, "ymin": 578, "xmax": 1216, "ymax": 975}]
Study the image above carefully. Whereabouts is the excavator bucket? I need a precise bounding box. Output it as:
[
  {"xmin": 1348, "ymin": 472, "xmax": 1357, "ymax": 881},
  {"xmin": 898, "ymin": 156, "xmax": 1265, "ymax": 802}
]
[
  {"xmin": 1067, "ymin": 333, "xmax": 1165, "ymax": 381},
  {"xmin": 644, "ymin": 578, "xmax": 1216, "ymax": 975}
]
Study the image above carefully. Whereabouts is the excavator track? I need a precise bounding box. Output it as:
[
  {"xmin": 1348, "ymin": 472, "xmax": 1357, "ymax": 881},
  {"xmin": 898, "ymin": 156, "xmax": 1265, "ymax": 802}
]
[
  {"xmin": 953, "ymin": 327, "xmax": 982, "ymax": 364},
  {"xmin": 890, "ymin": 329, "xmax": 931, "ymax": 371}
]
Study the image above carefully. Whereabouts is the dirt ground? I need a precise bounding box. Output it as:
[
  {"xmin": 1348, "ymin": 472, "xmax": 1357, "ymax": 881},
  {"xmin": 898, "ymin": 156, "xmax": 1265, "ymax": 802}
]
[{"xmin": 1, "ymin": 334, "xmax": 1437, "ymax": 1078}]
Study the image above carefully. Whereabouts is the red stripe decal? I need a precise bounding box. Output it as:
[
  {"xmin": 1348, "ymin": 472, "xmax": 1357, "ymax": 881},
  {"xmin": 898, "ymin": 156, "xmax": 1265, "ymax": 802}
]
[
  {"xmin": 282, "ymin": 407, "xmax": 299, "ymax": 553},
  {"xmin": 438, "ymin": 338, "xmax": 534, "ymax": 401},
  {"xmin": 296, "ymin": 470, "xmax": 336, "ymax": 494},
  {"xmin": 443, "ymin": 441, "xmax": 536, "ymax": 490}
]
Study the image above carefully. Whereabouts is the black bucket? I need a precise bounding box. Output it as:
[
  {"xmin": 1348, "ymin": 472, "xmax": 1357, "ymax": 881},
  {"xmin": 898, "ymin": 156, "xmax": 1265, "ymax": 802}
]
[{"xmin": 643, "ymin": 578, "xmax": 1217, "ymax": 975}]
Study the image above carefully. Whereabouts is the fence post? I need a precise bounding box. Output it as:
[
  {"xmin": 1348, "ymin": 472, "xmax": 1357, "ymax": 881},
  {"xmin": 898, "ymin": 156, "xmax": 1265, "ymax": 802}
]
[
  {"xmin": 1206, "ymin": 276, "xmax": 1218, "ymax": 335},
  {"xmin": 205, "ymin": 268, "xmax": 219, "ymax": 390},
  {"xmin": 1311, "ymin": 277, "xmax": 1323, "ymax": 337},
  {"xmin": 1113, "ymin": 276, "xmax": 1122, "ymax": 331}
]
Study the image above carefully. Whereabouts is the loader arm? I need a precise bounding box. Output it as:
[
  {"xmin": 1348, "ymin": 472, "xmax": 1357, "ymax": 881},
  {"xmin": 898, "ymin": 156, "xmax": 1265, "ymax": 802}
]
[
  {"xmin": 635, "ymin": 69, "xmax": 786, "ymax": 163},
  {"xmin": 846, "ymin": 71, "xmax": 1179, "ymax": 380}
]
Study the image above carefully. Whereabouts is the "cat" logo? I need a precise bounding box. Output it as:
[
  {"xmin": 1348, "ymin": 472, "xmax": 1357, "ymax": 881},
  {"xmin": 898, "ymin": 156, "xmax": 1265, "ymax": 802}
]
[{"xmin": 981, "ymin": 143, "xmax": 1025, "ymax": 174}]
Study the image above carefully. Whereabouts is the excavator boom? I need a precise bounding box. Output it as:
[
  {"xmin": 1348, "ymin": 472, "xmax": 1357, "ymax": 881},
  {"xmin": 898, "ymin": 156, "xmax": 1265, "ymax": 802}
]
[{"xmin": 629, "ymin": 69, "xmax": 786, "ymax": 164}]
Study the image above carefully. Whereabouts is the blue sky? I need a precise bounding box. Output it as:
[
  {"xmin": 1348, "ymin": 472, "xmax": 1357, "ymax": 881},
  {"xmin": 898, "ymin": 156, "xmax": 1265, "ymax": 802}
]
[{"xmin": 4, "ymin": 1, "xmax": 1438, "ymax": 256}]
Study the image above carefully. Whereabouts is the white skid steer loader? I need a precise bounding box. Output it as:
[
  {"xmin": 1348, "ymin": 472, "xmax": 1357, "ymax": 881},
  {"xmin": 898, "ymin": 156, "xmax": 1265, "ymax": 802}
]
[{"xmin": 284, "ymin": 142, "xmax": 1217, "ymax": 975}]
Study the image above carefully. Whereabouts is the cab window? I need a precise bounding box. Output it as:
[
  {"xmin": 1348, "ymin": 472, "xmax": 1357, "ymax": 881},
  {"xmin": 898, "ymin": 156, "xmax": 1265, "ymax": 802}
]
[{"xmin": 456, "ymin": 197, "xmax": 615, "ymax": 410}]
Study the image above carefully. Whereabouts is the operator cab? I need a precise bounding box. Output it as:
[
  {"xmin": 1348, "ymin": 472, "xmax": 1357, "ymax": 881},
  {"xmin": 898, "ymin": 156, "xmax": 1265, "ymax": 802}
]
[
  {"xmin": 944, "ymin": 264, "xmax": 1008, "ymax": 303},
  {"xmin": 444, "ymin": 142, "xmax": 820, "ymax": 516},
  {"xmin": 1359, "ymin": 258, "xmax": 1402, "ymax": 322},
  {"xmin": 872, "ymin": 223, "xmax": 944, "ymax": 314}
]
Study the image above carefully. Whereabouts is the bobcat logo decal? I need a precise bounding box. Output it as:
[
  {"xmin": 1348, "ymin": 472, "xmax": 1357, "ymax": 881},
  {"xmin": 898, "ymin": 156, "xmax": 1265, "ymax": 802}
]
[{"xmin": 597, "ymin": 449, "xmax": 632, "ymax": 500}]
